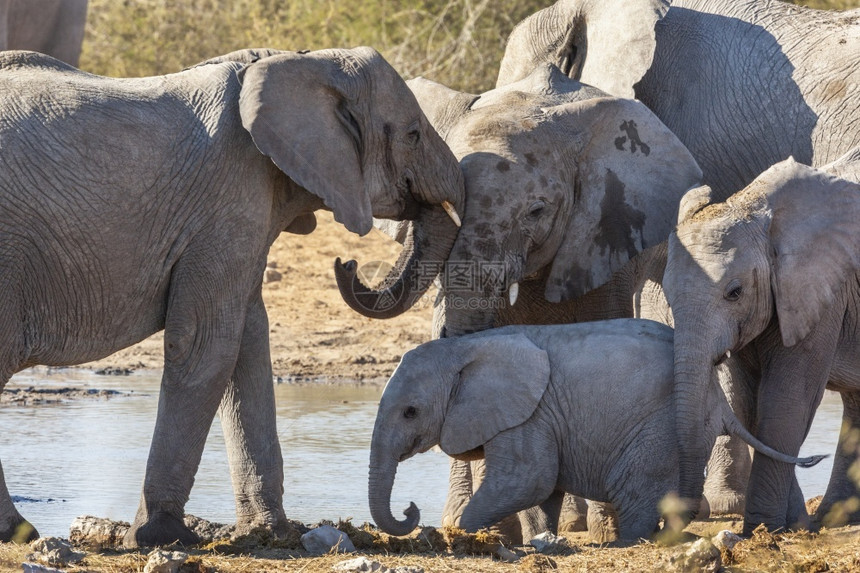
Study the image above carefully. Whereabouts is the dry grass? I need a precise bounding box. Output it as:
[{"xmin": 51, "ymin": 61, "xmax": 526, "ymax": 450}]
[
  {"xmin": 0, "ymin": 520, "xmax": 858, "ymax": 572},
  {"xmin": 79, "ymin": 0, "xmax": 859, "ymax": 93}
]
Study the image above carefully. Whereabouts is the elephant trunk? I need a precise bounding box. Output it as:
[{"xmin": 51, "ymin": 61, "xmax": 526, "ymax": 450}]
[
  {"xmin": 336, "ymin": 203, "xmax": 460, "ymax": 319},
  {"xmin": 673, "ymin": 339, "xmax": 714, "ymax": 519},
  {"xmin": 368, "ymin": 447, "xmax": 420, "ymax": 536}
]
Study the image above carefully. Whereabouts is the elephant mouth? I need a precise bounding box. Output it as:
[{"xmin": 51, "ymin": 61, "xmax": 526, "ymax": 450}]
[{"xmin": 399, "ymin": 436, "xmax": 423, "ymax": 462}]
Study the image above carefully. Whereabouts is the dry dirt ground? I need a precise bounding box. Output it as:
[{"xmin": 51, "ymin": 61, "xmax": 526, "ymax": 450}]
[{"xmin": 4, "ymin": 214, "xmax": 860, "ymax": 571}]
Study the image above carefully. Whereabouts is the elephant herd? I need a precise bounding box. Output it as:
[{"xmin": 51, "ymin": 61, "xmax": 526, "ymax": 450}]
[{"xmin": 0, "ymin": 0, "xmax": 859, "ymax": 549}]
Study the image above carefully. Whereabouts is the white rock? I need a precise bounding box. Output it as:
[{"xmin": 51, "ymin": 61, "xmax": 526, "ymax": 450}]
[
  {"xmin": 21, "ymin": 564, "xmax": 66, "ymax": 573},
  {"xmin": 27, "ymin": 537, "xmax": 84, "ymax": 567},
  {"xmin": 712, "ymin": 529, "xmax": 743, "ymax": 551},
  {"xmin": 69, "ymin": 515, "xmax": 129, "ymax": 548},
  {"xmin": 301, "ymin": 525, "xmax": 356, "ymax": 555},
  {"xmin": 333, "ymin": 557, "xmax": 387, "ymax": 572},
  {"xmin": 494, "ymin": 545, "xmax": 520, "ymax": 562},
  {"xmin": 528, "ymin": 531, "xmax": 570, "ymax": 554},
  {"xmin": 142, "ymin": 549, "xmax": 188, "ymax": 573},
  {"xmin": 671, "ymin": 538, "xmax": 721, "ymax": 573}
]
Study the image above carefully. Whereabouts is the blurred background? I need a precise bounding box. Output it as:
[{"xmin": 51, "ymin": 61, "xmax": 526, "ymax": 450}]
[{"xmin": 81, "ymin": 0, "xmax": 860, "ymax": 94}]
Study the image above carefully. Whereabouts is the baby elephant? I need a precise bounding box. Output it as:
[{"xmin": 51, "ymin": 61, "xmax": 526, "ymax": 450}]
[{"xmin": 368, "ymin": 319, "xmax": 823, "ymax": 541}]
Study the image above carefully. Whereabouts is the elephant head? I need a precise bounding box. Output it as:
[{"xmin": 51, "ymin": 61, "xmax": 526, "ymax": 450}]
[
  {"xmin": 497, "ymin": 0, "xmax": 669, "ymax": 97},
  {"xmin": 368, "ymin": 331, "xmax": 550, "ymax": 535},
  {"xmin": 663, "ymin": 157, "xmax": 860, "ymax": 512},
  {"xmin": 235, "ymin": 47, "xmax": 464, "ymax": 317},
  {"xmin": 381, "ymin": 66, "xmax": 700, "ymax": 337}
]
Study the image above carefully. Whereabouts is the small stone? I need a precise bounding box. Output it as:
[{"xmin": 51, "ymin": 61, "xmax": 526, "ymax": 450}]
[
  {"xmin": 27, "ymin": 537, "xmax": 84, "ymax": 567},
  {"xmin": 300, "ymin": 525, "xmax": 356, "ymax": 555},
  {"xmin": 333, "ymin": 557, "xmax": 387, "ymax": 572},
  {"xmin": 142, "ymin": 549, "xmax": 188, "ymax": 573},
  {"xmin": 712, "ymin": 529, "xmax": 743, "ymax": 551},
  {"xmin": 671, "ymin": 538, "xmax": 721, "ymax": 573},
  {"xmin": 21, "ymin": 564, "xmax": 67, "ymax": 573},
  {"xmin": 495, "ymin": 545, "xmax": 520, "ymax": 562},
  {"xmin": 264, "ymin": 268, "xmax": 283, "ymax": 283},
  {"xmin": 528, "ymin": 532, "xmax": 571, "ymax": 555},
  {"xmin": 69, "ymin": 515, "xmax": 129, "ymax": 548}
]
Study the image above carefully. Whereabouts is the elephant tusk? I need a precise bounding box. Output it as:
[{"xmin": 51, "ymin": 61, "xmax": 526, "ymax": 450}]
[
  {"xmin": 441, "ymin": 201, "xmax": 462, "ymax": 228},
  {"xmin": 725, "ymin": 350, "xmax": 732, "ymax": 359},
  {"xmin": 509, "ymin": 282, "xmax": 519, "ymax": 306}
]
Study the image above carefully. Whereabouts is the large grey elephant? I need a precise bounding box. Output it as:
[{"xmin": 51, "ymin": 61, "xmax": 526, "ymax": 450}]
[
  {"xmin": 0, "ymin": 0, "xmax": 87, "ymax": 66},
  {"xmin": 663, "ymin": 151, "xmax": 860, "ymax": 534},
  {"xmin": 368, "ymin": 319, "xmax": 822, "ymax": 541},
  {"xmin": 496, "ymin": 0, "xmax": 860, "ymax": 200},
  {"xmin": 336, "ymin": 66, "xmax": 705, "ymax": 539},
  {"xmin": 0, "ymin": 48, "xmax": 463, "ymax": 546}
]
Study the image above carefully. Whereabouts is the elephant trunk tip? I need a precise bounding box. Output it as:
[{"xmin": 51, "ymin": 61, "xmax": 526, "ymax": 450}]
[{"xmin": 797, "ymin": 454, "xmax": 828, "ymax": 468}]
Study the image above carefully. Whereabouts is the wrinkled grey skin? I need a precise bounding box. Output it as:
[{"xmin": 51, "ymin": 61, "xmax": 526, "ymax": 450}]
[
  {"xmin": 0, "ymin": 48, "xmax": 463, "ymax": 547},
  {"xmin": 338, "ymin": 66, "xmax": 707, "ymax": 540},
  {"xmin": 664, "ymin": 152, "xmax": 860, "ymax": 534},
  {"xmin": 0, "ymin": 0, "xmax": 87, "ymax": 66},
  {"xmin": 368, "ymin": 320, "xmax": 822, "ymax": 541},
  {"xmin": 498, "ymin": 0, "xmax": 860, "ymax": 201}
]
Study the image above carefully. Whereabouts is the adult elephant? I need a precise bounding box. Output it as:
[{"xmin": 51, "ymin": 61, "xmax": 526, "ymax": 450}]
[
  {"xmin": 0, "ymin": 48, "xmax": 463, "ymax": 547},
  {"xmin": 663, "ymin": 151, "xmax": 860, "ymax": 534},
  {"xmin": 0, "ymin": 0, "xmax": 87, "ymax": 66},
  {"xmin": 336, "ymin": 65, "xmax": 703, "ymax": 539},
  {"xmin": 497, "ymin": 0, "xmax": 860, "ymax": 200},
  {"xmin": 496, "ymin": 0, "xmax": 860, "ymax": 520}
]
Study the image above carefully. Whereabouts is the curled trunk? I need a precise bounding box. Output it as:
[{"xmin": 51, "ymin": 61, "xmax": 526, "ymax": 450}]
[
  {"xmin": 368, "ymin": 450, "xmax": 420, "ymax": 536},
  {"xmin": 336, "ymin": 205, "xmax": 458, "ymax": 319}
]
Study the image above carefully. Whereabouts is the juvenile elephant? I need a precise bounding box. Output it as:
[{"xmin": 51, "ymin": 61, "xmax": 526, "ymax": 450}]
[
  {"xmin": 497, "ymin": 0, "xmax": 860, "ymax": 199},
  {"xmin": 368, "ymin": 319, "xmax": 823, "ymax": 541},
  {"xmin": 337, "ymin": 65, "xmax": 703, "ymax": 539},
  {"xmin": 0, "ymin": 48, "xmax": 463, "ymax": 546},
  {"xmin": 663, "ymin": 151, "xmax": 860, "ymax": 534},
  {"xmin": 0, "ymin": 0, "xmax": 87, "ymax": 66}
]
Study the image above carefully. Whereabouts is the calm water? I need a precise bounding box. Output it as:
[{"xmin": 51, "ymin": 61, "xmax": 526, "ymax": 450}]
[{"xmin": 0, "ymin": 369, "xmax": 844, "ymax": 538}]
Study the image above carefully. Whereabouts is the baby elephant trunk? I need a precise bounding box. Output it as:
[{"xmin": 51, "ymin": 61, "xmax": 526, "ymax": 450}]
[{"xmin": 368, "ymin": 445, "xmax": 421, "ymax": 536}]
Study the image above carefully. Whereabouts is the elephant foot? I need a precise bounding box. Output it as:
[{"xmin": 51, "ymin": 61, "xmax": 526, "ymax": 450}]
[
  {"xmin": 232, "ymin": 516, "xmax": 308, "ymax": 541},
  {"xmin": 0, "ymin": 516, "xmax": 38, "ymax": 543},
  {"xmin": 703, "ymin": 491, "xmax": 745, "ymax": 516},
  {"xmin": 123, "ymin": 512, "xmax": 200, "ymax": 548},
  {"xmin": 586, "ymin": 502, "xmax": 618, "ymax": 544}
]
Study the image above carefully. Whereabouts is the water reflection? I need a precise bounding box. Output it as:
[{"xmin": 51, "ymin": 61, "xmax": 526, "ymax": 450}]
[{"xmin": 0, "ymin": 369, "xmax": 844, "ymax": 538}]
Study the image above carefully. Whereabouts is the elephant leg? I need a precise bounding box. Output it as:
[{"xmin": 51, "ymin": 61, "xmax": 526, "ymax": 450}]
[
  {"xmin": 218, "ymin": 290, "xmax": 287, "ymax": 536},
  {"xmin": 123, "ymin": 264, "xmax": 247, "ymax": 548},
  {"xmin": 703, "ymin": 362, "xmax": 753, "ymax": 515},
  {"xmin": 0, "ymin": 459, "xmax": 37, "ymax": 543},
  {"xmin": 587, "ymin": 501, "xmax": 619, "ymax": 544},
  {"xmin": 518, "ymin": 489, "xmax": 563, "ymax": 541},
  {"xmin": 743, "ymin": 321, "xmax": 838, "ymax": 535},
  {"xmin": 816, "ymin": 390, "xmax": 860, "ymax": 527},
  {"xmin": 442, "ymin": 458, "xmax": 474, "ymax": 527},
  {"xmin": 558, "ymin": 494, "xmax": 588, "ymax": 532},
  {"xmin": 460, "ymin": 432, "xmax": 558, "ymax": 533}
]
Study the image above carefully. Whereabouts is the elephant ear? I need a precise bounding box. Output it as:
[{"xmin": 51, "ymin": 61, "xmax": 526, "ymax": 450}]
[
  {"xmin": 498, "ymin": 0, "xmax": 670, "ymax": 98},
  {"xmin": 544, "ymin": 97, "xmax": 702, "ymax": 303},
  {"xmin": 440, "ymin": 333, "xmax": 551, "ymax": 456},
  {"xmin": 406, "ymin": 76, "xmax": 479, "ymax": 138},
  {"xmin": 677, "ymin": 185, "xmax": 716, "ymax": 225},
  {"xmin": 766, "ymin": 159, "xmax": 860, "ymax": 347},
  {"xmin": 239, "ymin": 50, "xmax": 373, "ymax": 236}
]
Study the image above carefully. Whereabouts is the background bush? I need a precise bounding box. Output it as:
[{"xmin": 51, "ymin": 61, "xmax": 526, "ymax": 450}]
[{"xmin": 81, "ymin": 0, "xmax": 859, "ymax": 93}]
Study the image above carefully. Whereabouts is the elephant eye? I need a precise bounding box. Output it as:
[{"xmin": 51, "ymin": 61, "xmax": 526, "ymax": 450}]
[
  {"xmin": 403, "ymin": 406, "xmax": 418, "ymax": 419},
  {"xmin": 725, "ymin": 283, "xmax": 743, "ymax": 301},
  {"xmin": 527, "ymin": 200, "xmax": 546, "ymax": 218},
  {"xmin": 406, "ymin": 122, "xmax": 421, "ymax": 147}
]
